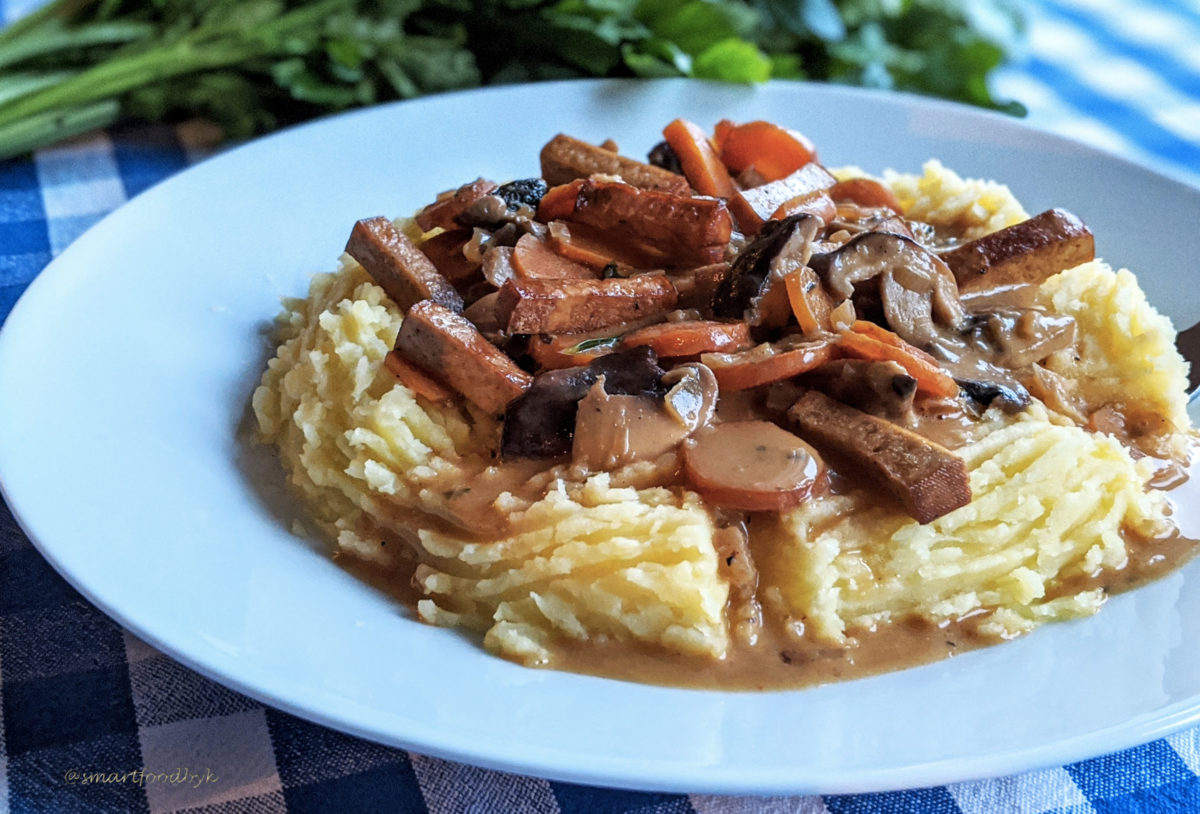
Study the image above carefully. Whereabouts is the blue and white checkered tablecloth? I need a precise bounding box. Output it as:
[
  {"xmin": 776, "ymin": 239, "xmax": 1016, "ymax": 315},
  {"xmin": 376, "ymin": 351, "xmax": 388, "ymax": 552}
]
[{"xmin": 1, "ymin": 1, "xmax": 1199, "ymax": 812}]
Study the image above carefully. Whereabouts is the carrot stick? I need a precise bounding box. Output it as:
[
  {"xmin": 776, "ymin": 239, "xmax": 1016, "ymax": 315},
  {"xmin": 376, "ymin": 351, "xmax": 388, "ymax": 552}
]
[
  {"xmin": 663, "ymin": 118, "xmax": 737, "ymax": 199},
  {"xmin": 384, "ymin": 350, "xmax": 455, "ymax": 403},
  {"xmin": 527, "ymin": 333, "xmax": 618, "ymax": 370},
  {"xmin": 536, "ymin": 179, "xmax": 586, "ymax": 221},
  {"xmin": 838, "ymin": 321, "xmax": 959, "ymax": 399},
  {"xmin": 545, "ymin": 221, "xmax": 651, "ymax": 271},
  {"xmin": 784, "ymin": 271, "xmax": 821, "ymax": 335},
  {"xmin": 713, "ymin": 120, "xmax": 818, "ymax": 183},
  {"xmin": 621, "ymin": 320, "xmax": 752, "ymax": 358},
  {"xmin": 512, "ymin": 233, "xmax": 597, "ymax": 280},
  {"xmin": 702, "ymin": 340, "xmax": 834, "ymax": 391},
  {"xmin": 830, "ymin": 178, "xmax": 901, "ymax": 211}
]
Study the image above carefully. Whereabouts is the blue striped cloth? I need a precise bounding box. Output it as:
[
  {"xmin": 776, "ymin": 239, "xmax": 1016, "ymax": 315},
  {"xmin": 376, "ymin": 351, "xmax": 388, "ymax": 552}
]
[{"xmin": 1, "ymin": 1, "xmax": 1198, "ymax": 812}]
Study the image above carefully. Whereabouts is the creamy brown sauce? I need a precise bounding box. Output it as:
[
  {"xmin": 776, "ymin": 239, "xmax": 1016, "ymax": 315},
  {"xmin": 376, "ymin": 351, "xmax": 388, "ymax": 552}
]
[
  {"xmin": 550, "ymin": 610, "xmax": 996, "ymax": 691},
  {"xmin": 341, "ymin": 442, "xmax": 1198, "ymax": 691}
]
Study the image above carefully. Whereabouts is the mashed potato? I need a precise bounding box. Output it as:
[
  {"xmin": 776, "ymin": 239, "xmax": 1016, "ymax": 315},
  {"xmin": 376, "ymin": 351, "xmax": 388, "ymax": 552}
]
[{"xmin": 253, "ymin": 159, "xmax": 1194, "ymax": 680}]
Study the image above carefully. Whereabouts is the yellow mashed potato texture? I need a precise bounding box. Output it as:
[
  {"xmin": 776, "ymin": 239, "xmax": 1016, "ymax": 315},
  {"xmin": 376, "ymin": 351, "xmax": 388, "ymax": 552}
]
[{"xmin": 253, "ymin": 162, "xmax": 1191, "ymax": 668}]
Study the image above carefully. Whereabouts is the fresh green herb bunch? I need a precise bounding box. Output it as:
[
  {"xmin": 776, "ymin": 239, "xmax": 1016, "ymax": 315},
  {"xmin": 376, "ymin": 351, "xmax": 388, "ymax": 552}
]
[{"xmin": 0, "ymin": 0, "xmax": 1026, "ymax": 160}]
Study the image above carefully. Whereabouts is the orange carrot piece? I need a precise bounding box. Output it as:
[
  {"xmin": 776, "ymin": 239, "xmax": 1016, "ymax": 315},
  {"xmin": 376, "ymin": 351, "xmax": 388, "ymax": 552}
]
[
  {"xmin": 545, "ymin": 221, "xmax": 652, "ymax": 271},
  {"xmin": 838, "ymin": 321, "xmax": 960, "ymax": 399},
  {"xmin": 713, "ymin": 120, "xmax": 818, "ymax": 183},
  {"xmin": 621, "ymin": 320, "xmax": 752, "ymax": 358},
  {"xmin": 384, "ymin": 350, "xmax": 455, "ymax": 403},
  {"xmin": 536, "ymin": 179, "xmax": 586, "ymax": 221},
  {"xmin": 663, "ymin": 118, "xmax": 737, "ymax": 199},
  {"xmin": 702, "ymin": 340, "xmax": 835, "ymax": 392},
  {"xmin": 771, "ymin": 190, "xmax": 837, "ymax": 225},
  {"xmin": 784, "ymin": 271, "xmax": 821, "ymax": 335},
  {"xmin": 512, "ymin": 233, "xmax": 597, "ymax": 280},
  {"xmin": 527, "ymin": 333, "xmax": 617, "ymax": 370},
  {"xmin": 830, "ymin": 178, "xmax": 901, "ymax": 211}
]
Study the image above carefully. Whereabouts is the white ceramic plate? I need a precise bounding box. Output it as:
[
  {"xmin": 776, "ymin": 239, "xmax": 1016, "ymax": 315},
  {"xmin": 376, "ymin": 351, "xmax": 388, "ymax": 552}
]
[{"xmin": 2, "ymin": 79, "xmax": 1200, "ymax": 796}]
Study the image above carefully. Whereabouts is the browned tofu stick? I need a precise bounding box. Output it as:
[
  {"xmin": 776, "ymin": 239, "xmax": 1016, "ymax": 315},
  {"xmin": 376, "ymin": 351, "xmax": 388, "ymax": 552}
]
[
  {"xmin": 415, "ymin": 178, "xmax": 498, "ymax": 232},
  {"xmin": 737, "ymin": 162, "xmax": 837, "ymax": 233},
  {"xmin": 940, "ymin": 208, "xmax": 1094, "ymax": 294},
  {"xmin": 346, "ymin": 217, "xmax": 464, "ymax": 313},
  {"xmin": 571, "ymin": 180, "xmax": 733, "ymax": 268},
  {"xmin": 787, "ymin": 390, "xmax": 971, "ymax": 524},
  {"xmin": 540, "ymin": 133, "xmax": 692, "ymax": 196},
  {"xmin": 495, "ymin": 275, "xmax": 679, "ymax": 334},
  {"xmin": 395, "ymin": 300, "xmax": 532, "ymax": 414}
]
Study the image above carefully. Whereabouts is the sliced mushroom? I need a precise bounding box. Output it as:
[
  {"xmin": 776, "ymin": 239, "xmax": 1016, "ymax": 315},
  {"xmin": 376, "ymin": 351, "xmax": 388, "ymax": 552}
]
[
  {"xmin": 809, "ymin": 232, "xmax": 966, "ymax": 347},
  {"xmin": 572, "ymin": 380, "xmax": 691, "ymax": 470},
  {"xmin": 661, "ymin": 363, "xmax": 719, "ymax": 430},
  {"xmin": 501, "ymin": 347, "xmax": 665, "ymax": 460},
  {"xmin": 712, "ymin": 213, "xmax": 822, "ymax": 326}
]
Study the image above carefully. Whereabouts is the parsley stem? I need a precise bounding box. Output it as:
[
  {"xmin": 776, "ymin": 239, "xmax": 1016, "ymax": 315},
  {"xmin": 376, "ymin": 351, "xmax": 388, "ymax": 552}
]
[
  {"xmin": 0, "ymin": 97, "xmax": 119, "ymax": 158},
  {"xmin": 0, "ymin": 20, "xmax": 154, "ymax": 71}
]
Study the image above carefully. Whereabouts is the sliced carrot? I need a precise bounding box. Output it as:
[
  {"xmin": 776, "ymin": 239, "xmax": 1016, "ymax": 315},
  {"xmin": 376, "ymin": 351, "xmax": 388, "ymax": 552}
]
[
  {"xmin": 830, "ymin": 177, "xmax": 900, "ymax": 211},
  {"xmin": 837, "ymin": 321, "xmax": 959, "ymax": 399},
  {"xmin": 713, "ymin": 120, "xmax": 818, "ymax": 183},
  {"xmin": 663, "ymin": 118, "xmax": 737, "ymax": 199},
  {"xmin": 527, "ymin": 332, "xmax": 618, "ymax": 370},
  {"xmin": 384, "ymin": 350, "xmax": 455, "ymax": 403},
  {"xmin": 512, "ymin": 233, "xmax": 597, "ymax": 280},
  {"xmin": 701, "ymin": 340, "xmax": 835, "ymax": 392},
  {"xmin": 771, "ymin": 190, "xmax": 837, "ymax": 225},
  {"xmin": 545, "ymin": 221, "xmax": 652, "ymax": 271},
  {"xmin": 621, "ymin": 320, "xmax": 752, "ymax": 358},
  {"xmin": 783, "ymin": 268, "xmax": 832, "ymax": 335},
  {"xmin": 536, "ymin": 179, "xmax": 586, "ymax": 221}
]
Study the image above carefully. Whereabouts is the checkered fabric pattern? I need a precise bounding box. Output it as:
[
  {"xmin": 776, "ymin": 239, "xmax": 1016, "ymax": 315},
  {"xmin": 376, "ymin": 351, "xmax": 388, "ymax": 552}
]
[{"xmin": 1, "ymin": 1, "xmax": 1198, "ymax": 812}]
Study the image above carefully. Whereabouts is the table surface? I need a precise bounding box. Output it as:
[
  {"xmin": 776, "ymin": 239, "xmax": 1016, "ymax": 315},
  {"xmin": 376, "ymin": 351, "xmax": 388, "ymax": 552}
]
[{"xmin": 2, "ymin": 1, "xmax": 1199, "ymax": 812}]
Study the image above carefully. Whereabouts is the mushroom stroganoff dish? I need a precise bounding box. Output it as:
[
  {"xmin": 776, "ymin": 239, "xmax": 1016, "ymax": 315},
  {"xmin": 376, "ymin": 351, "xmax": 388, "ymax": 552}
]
[{"xmin": 253, "ymin": 118, "xmax": 1197, "ymax": 689}]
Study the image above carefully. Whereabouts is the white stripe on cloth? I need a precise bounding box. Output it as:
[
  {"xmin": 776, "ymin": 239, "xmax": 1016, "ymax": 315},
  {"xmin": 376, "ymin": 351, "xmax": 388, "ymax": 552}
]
[
  {"xmin": 948, "ymin": 766, "xmax": 1095, "ymax": 814},
  {"xmin": 33, "ymin": 133, "xmax": 127, "ymax": 255},
  {"xmin": 1049, "ymin": 0, "xmax": 1200, "ymax": 76},
  {"xmin": 1167, "ymin": 728, "xmax": 1200, "ymax": 776},
  {"xmin": 1026, "ymin": 16, "xmax": 1199, "ymax": 123},
  {"xmin": 409, "ymin": 753, "xmax": 562, "ymax": 814},
  {"xmin": 689, "ymin": 793, "xmax": 830, "ymax": 813}
]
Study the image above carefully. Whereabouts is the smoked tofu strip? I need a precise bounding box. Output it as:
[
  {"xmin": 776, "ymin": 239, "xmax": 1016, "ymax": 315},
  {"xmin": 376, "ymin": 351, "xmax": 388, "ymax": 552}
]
[
  {"xmin": 395, "ymin": 300, "xmax": 532, "ymax": 414},
  {"xmin": 787, "ymin": 390, "xmax": 971, "ymax": 524},
  {"xmin": 571, "ymin": 180, "xmax": 733, "ymax": 268},
  {"xmin": 738, "ymin": 162, "xmax": 837, "ymax": 232},
  {"xmin": 346, "ymin": 217, "xmax": 464, "ymax": 313},
  {"xmin": 496, "ymin": 275, "xmax": 679, "ymax": 335},
  {"xmin": 540, "ymin": 133, "xmax": 692, "ymax": 196},
  {"xmin": 940, "ymin": 208, "xmax": 1094, "ymax": 294}
]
